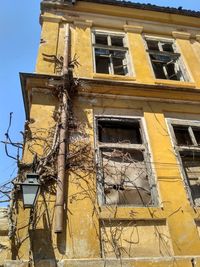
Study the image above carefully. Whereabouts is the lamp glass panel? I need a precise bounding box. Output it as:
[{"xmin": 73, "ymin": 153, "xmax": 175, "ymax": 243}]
[{"xmin": 22, "ymin": 185, "xmax": 39, "ymax": 207}]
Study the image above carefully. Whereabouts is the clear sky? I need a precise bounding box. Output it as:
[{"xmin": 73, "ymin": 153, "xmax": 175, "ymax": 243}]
[{"xmin": 0, "ymin": 0, "xmax": 200, "ymax": 206}]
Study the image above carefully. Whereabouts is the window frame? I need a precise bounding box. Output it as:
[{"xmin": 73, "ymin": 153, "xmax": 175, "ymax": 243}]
[
  {"xmin": 92, "ymin": 30, "xmax": 131, "ymax": 76},
  {"xmin": 168, "ymin": 119, "xmax": 200, "ymax": 206},
  {"xmin": 94, "ymin": 115, "xmax": 158, "ymax": 207},
  {"xmin": 144, "ymin": 36, "xmax": 190, "ymax": 82}
]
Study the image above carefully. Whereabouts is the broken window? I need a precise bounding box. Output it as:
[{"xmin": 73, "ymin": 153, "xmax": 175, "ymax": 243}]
[
  {"xmin": 93, "ymin": 32, "xmax": 129, "ymax": 76},
  {"xmin": 145, "ymin": 38, "xmax": 189, "ymax": 81},
  {"xmin": 169, "ymin": 120, "xmax": 200, "ymax": 206},
  {"xmin": 181, "ymin": 152, "xmax": 200, "ymax": 206},
  {"xmin": 95, "ymin": 117, "xmax": 157, "ymax": 206}
]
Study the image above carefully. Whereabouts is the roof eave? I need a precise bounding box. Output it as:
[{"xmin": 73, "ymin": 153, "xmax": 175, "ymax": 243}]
[{"xmin": 41, "ymin": 0, "xmax": 200, "ymax": 19}]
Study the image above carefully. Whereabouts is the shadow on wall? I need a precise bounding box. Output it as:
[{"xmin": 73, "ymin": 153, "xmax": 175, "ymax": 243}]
[{"xmin": 29, "ymin": 214, "xmax": 57, "ymax": 267}]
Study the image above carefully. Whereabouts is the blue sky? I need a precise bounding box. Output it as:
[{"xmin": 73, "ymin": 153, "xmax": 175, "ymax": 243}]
[
  {"xmin": 0, "ymin": 0, "xmax": 200, "ymax": 206},
  {"xmin": 0, "ymin": 0, "xmax": 41, "ymax": 204}
]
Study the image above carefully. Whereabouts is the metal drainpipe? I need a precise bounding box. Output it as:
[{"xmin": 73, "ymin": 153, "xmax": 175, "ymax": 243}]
[{"xmin": 54, "ymin": 23, "xmax": 70, "ymax": 233}]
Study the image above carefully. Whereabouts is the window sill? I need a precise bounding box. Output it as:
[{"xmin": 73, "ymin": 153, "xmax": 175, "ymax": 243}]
[
  {"xmin": 93, "ymin": 73, "xmax": 136, "ymax": 82},
  {"xmin": 99, "ymin": 205, "xmax": 166, "ymax": 220},
  {"xmin": 154, "ymin": 79, "xmax": 196, "ymax": 89}
]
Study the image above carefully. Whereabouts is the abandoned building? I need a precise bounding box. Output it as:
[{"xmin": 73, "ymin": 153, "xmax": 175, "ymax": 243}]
[{"xmin": 2, "ymin": 0, "xmax": 200, "ymax": 266}]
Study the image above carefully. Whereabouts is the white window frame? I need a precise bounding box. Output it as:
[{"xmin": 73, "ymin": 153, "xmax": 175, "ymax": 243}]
[
  {"xmin": 92, "ymin": 30, "xmax": 131, "ymax": 76},
  {"xmin": 168, "ymin": 118, "xmax": 200, "ymax": 206},
  {"xmin": 94, "ymin": 115, "xmax": 158, "ymax": 207},
  {"xmin": 144, "ymin": 36, "xmax": 190, "ymax": 82}
]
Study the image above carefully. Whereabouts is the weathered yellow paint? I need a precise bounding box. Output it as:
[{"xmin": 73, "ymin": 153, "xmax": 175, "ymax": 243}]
[
  {"xmin": 176, "ymin": 38, "xmax": 200, "ymax": 87},
  {"xmin": 4, "ymin": 1, "xmax": 200, "ymax": 266},
  {"xmin": 127, "ymin": 32, "xmax": 153, "ymax": 83},
  {"xmin": 22, "ymin": 90, "xmax": 58, "ymax": 164},
  {"xmin": 72, "ymin": 1, "xmax": 200, "ymax": 28},
  {"xmin": 36, "ymin": 20, "xmax": 60, "ymax": 74},
  {"xmin": 192, "ymin": 40, "xmax": 200, "ymax": 65},
  {"xmin": 72, "ymin": 24, "xmax": 93, "ymax": 78}
]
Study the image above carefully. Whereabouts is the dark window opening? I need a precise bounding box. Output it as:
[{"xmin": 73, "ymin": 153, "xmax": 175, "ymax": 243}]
[
  {"xmin": 98, "ymin": 120, "xmax": 142, "ymax": 144},
  {"xmin": 96, "ymin": 117, "xmax": 155, "ymax": 206},
  {"xmin": 113, "ymin": 57, "xmax": 127, "ymax": 75},
  {"xmin": 95, "ymin": 55, "xmax": 110, "ymax": 74},
  {"xmin": 193, "ymin": 128, "xmax": 200, "ymax": 145},
  {"xmin": 94, "ymin": 32, "xmax": 128, "ymax": 76},
  {"xmin": 146, "ymin": 39, "xmax": 187, "ymax": 81},
  {"xmin": 181, "ymin": 152, "xmax": 200, "ymax": 206},
  {"xmin": 171, "ymin": 122, "xmax": 200, "ymax": 207},
  {"xmin": 162, "ymin": 43, "xmax": 174, "ymax": 52},
  {"xmin": 150, "ymin": 54, "xmax": 179, "ymax": 80},
  {"xmin": 151, "ymin": 61, "xmax": 166, "ymax": 80},
  {"xmin": 146, "ymin": 40, "xmax": 159, "ymax": 51},
  {"xmin": 173, "ymin": 126, "xmax": 193, "ymax": 146},
  {"xmin": 111, "ymin": 36, "xmax": 124, "ymax": 47},
  {"xmin": 95, "ymin": 34, "xmax": 108, "ymax": 45},
  {"xmin": 166, "ymin": 63, "xmax": 178, "ymax": 80}
]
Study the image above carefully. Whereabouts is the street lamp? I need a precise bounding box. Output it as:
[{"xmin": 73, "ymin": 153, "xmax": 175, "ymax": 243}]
[{"xmin": 18, "ymin": 173, "xmax": 41, "ymax": 209}]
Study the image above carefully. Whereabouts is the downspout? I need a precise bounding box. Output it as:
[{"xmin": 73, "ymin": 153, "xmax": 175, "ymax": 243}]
[{"xmin": 54, "ymin": 23, "xmax": 70, "ymax": 233}]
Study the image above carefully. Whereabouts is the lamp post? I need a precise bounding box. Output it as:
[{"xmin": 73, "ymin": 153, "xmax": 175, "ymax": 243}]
[{"xmin": 17, "ymin": 173, "xmax": 41, "ymax": 209}]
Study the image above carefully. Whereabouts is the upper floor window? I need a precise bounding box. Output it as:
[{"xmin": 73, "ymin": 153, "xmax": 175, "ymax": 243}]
[
  {"xmin": 92, "ymin": 31, "xmax": 129, "ymax": 76},
  {"xmin": 168, "ymin": 119, "xmax": 200, "ymax": 206},
  {"xmin": 145, "ymin": 38, "xmax": 189, "ymax": 81},
  {"xmin": 95, "ymin": 116, "xmax": 157, "ymax": 206}
]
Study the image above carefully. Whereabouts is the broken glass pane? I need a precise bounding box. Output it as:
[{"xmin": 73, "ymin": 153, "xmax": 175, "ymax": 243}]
[
  {"xmin": 95, "ymin": 48, "xmax": 110, "ymax": 56},
  {"xmin": 166, "ymin": 63, "xmax": 178, "ymax": 80},
  {"xmin": 102, "ymin": 148, "xmax": 151, "ymax": 205},
  {"xmin": 151, "ymin": 54, "xmax": 172, "ymax": 63},
  {"xmin": 94, "ymin": 33, "xmax": 129, "ymax": 76},
  {"xmin": 113, "ymin": 57, "xmax": 127, "ymax": 76},
  {"xmin": 151, "ymin": 61, "xmax": 166, "ymax": 79},
  {"xmin": 181, "ymin": 153, "xmax": 200, "ymax": 206},
  {"xmin": 98, "ymin": 120, "xmax": 142, "ymax": 144},
  {"xmin": 111, "ymin": 50, "xmax": 126, "ymax": 58}
]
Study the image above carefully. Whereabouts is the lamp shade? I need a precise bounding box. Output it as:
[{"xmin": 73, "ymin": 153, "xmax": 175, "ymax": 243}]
[{"xmin": 21, "ymin": 174, "xmax": 40, "ymax": 208}]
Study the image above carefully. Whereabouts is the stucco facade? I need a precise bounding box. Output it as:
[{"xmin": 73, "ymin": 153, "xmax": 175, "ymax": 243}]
[{"xmin": 3, "ymin": 0, "xmax": 200, "ymax": 266}]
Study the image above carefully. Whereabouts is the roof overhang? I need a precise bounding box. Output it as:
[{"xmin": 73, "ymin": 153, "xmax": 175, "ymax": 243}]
[
  {"xmin": 41, "ymin": 0, "xmax": 200, "ymax": 29},
  {"xmin": 41, "ymin": 0, "xmax": 200, "ymax": 19}
]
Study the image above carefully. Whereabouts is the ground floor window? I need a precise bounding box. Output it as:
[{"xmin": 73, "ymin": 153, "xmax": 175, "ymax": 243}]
[
  {"xmin": 95, "ymin": 116, "xmax": 157, "ymax": 206},
  {"xmin": 168, "ymin": 119, "xmax": 200, "ymax": 206}
]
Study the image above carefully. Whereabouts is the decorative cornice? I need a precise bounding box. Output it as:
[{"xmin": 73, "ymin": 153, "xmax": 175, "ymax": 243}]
[
  {"xmin": 124, "ymin": 25, "xmax": 143, "ymax": 34},
  {"xmin": 172, "ymin": 31, "xmax": 191, "ymax": 40},
  {"xmin": 42, "ymin": 0, "xmax": 200, "ymax": 19},
  {"xmin": 74, "ymin": 19, "xmax": 93, "ymax": 27},
  {"xmin": 40, "ymin": 15, "xmax": 63, "ymax": 23}
]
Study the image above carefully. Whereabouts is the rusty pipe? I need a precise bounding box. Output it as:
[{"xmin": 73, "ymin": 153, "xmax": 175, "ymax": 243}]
[{"xmin": 54, "ymin": 23, "xmax": 70, "ymax": 233}]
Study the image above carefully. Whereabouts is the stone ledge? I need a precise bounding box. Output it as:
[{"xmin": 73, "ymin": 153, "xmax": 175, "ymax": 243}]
[
  {"xmin": 4, "ymin": 257, "xmax": 200, "ymax": 267},
  {"xmin": 4, "ymin": 261, "xmax": 29, "ymax": 267},
  {"xmin": 56, "ymin": 257, "xmax": 200, "ymax": 267}
]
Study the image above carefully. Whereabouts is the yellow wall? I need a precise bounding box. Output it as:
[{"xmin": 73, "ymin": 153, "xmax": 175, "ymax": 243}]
[
  {"xmin": 8, "ymin": 1, "xmax": 200, "ymax": 266},
  {"xmin": 37, "ymin": 7, "xmax": 200, "ymax": 88},
  {"xmin": 14, "ymin": 92, "xmax": 200, "ymax": 265}
]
